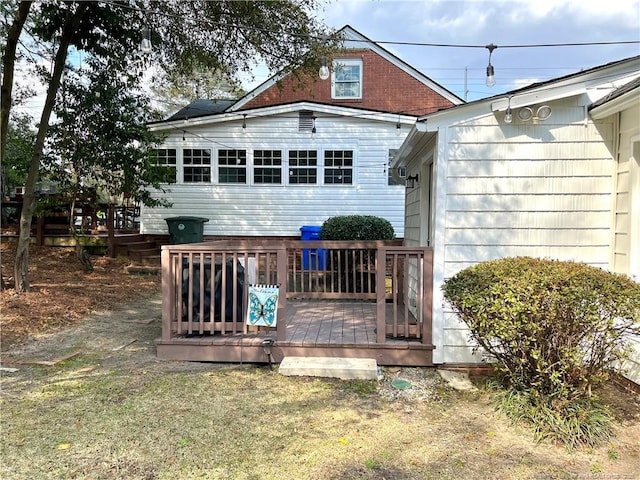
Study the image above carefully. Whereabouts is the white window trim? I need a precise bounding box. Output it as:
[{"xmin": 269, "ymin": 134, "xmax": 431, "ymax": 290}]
[{"xmin": 331, "ymin": 58, "xmax": 363, "ymax": 100}]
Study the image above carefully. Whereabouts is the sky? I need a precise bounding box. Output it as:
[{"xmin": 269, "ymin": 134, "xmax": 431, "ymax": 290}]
[
  {"xmin": 14, "ymin": 0, "xmax": 640, "ymax": 117},
  {"xmin": 288, "ymin": 0, "xmax": 640, "ymax": 102}
]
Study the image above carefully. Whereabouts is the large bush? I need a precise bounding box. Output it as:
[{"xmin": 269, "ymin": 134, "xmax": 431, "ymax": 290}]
[
  {"xmin": 320, "ymin": 215, "xmax": 395, "ymax": 241},
  {"xmin": 320, "ymin": 215, "xmax": 394, "ymax": 293},
  {"xmin": 442, "ymin": 257, "xmax": 640, "ymax": 399},
  {"xmin": 442, "ymin": 257, "xmax": 640, "ymax": 446}
]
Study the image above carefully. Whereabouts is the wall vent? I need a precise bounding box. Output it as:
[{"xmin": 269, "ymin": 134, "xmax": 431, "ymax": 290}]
[{"xmin": 298, "ymin": 111, "xmax": 314, "ymax": 132}]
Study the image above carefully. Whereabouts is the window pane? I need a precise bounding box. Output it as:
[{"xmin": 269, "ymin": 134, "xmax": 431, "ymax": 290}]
[
  {"xmin": 335, "ymin": 65, "xmax": 360, "ymax": 82},
  {"xmin": 333, "ymin": 60, "xmax": 362, "ymax": 99},
  {"xmin": 324, "ymin": 150, "xmax": 353, "ymax": 185},
  {"xmin": 388, "ymin": 149, "xmax": 406, "ymax": 186},
  {"xmin": 150, "ymin": 148, "xmax": 177, "ymax": 183},
  {"xmin": 289, "ymin": 150, "xmax": 318, "ymax": 184},
  {"xmin": 254, "ymin": 150, "xmax": 282, "ymax": 184},
  {"xmin": 218, "ymin": 149, "xmax": 247, "ymax": 184},
  {"xmin": 183, "ymin": 148, "xmax": 211, "ymax": 183}
]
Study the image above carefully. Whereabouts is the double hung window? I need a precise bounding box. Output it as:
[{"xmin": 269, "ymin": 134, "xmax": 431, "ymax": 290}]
[
  {"xmin": 332, "ymin": 59, "xmax": 363, "ymax": 99},
  {"xmin": 151, "ymin": 148, "xmax": 177, "ymax": 183},
  {"xmin": 218, "ymin": 149, "xmax": 247, "ymax": 184},
  {"xmin": 183, "ymin": 148, "xmax": 211, "ymax": 183},
  {"xmin": 324, "ymin": 150, "xmax": 353, "ymax": 184},
  {"xmin": 288, "ymin": 150, "xmax": 317, "ymax": 184},
  {"xmin": 254, "ymin": 150, "xmax": 282, "ymax": 184}
]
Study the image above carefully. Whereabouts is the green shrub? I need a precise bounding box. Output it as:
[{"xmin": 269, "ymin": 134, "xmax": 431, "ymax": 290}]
[
  {"xmin": 320, "ymin": 215, "xmax": 394, "ymax": 293},
  {"xmin": 320, "ymin": 215, "xmax": 395, "ymax": 241},
  {"xmin": 442, "ymin": 257, "xmax": 640, "ymax": 400}
]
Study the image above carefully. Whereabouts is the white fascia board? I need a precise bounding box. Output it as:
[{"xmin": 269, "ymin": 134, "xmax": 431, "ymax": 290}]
[
  {"xmin": 419, "ymin": 101, "xmax": 491, "ymax": 128},
  {"xmin": 149, "ymin": 102, "xmax": 416, "ymax": 132},
  {"xmin": 393, "ymin": 121, "xmax": 430, "ymax": 168},
  {"xmin": 490, "ymin": 60, "xmax": 640, "ymax": 113},
  {"xmin": 590, "ymin": 88, "xmax": 640, "ymax": 119},
  {"xmin": 490, "ymin": 83, "xmax": 585, "ymax": 112}
]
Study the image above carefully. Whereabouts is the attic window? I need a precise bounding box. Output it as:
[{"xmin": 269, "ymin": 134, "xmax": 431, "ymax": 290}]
[
  {"xmin": 298, "ymin": 111, "xmax": 314, "ymax": 132},
  {"xmin": 332, "ymin": 59, "xmax": 363, "ymax": 99}
]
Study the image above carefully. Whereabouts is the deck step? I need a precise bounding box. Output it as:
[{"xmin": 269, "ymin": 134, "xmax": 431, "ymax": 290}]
[{"xmin": 279, "ymin": 356, "xmax": 379, "ymax": 380}]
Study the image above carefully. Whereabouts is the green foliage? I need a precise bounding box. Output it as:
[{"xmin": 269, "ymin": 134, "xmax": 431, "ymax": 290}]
[
  {"xmin": 45, "ymin": 56, "xmax": 169, "ymax": 208},
  {"xmin": 2, "ymin": 113, "xmax": 34, "ymax": 193},
  {"xmin": 490, "ymin": 380, "xmax": 614, "ymax": 449},
  {"xmin": 320, "ymin": 215, "xmax": 395, "ymax": 241},
  {"xmin": 442, "ymin": 257, "xmax": 640, "ymax": 401}
]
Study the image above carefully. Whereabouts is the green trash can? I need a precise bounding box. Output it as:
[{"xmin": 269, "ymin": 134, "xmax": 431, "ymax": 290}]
[{"xmin": 165, "ymin": 216, "xmax": 209, "ymax": 244}]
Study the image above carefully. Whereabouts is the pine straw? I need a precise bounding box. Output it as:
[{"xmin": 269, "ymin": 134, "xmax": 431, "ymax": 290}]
[{"xmin": 0, "ymin": 240, "xmax": 160, "ymax": 350}]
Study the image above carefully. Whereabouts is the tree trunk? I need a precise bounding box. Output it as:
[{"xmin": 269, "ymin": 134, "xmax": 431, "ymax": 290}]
[
  {"xmin": 0, "ymin": 2, "xmax": 32, "ymax": 194},
  {"xmin": 14, "ymin": 4, "xmax": 88, "ymax": 292}
]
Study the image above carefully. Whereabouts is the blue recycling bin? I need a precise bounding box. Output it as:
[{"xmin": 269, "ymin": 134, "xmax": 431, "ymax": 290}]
[{"xmin": 300, "ymin": 225, "xmax": 327, "ymax": 270}]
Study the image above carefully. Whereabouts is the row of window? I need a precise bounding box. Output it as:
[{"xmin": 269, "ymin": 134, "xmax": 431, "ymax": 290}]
[{"xmin": 152, "ymin": 148, "xmax": 355, "ymax": 185}]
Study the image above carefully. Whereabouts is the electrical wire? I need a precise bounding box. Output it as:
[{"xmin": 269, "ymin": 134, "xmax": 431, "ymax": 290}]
[{"xmin": 100, "ymin": 0, "xmax": 640, "ymax": 51}]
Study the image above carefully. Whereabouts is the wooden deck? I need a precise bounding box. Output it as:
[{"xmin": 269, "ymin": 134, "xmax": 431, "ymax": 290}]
[
  {"xmin": 156, "ymin": 300, "xmax": 434, "ymax": 366},
  {"xmin": 156, "ymin": 240, "xmax": 434, "ymax": 366}
]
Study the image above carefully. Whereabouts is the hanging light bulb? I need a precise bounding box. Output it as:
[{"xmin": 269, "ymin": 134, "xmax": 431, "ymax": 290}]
[
  {"xmin": 485, "ymin": 44, "xmax": 497, "ymax": 87},
  {"xmin": 318, "ymin": 56, "xmax": 330, "ymax": 80},
  {"xmin": 504, "ymin": 97, "xmax": 513, "ymax": 123},
  {"xmin": 486, "ymin": 64, "xmax": 496, "ymax": 87},
  {"xmin": 504, "ymin": 106, "xmax": 513, "ymax": 123},
  {"xmin": 140, "ymin": 26, "xmax": 152, "ymax": 54}
]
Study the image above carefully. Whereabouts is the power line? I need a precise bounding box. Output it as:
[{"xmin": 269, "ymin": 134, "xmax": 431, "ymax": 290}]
[{"xmin": 100, "ymin": 0, "xmax": 640, "ymax": 51}]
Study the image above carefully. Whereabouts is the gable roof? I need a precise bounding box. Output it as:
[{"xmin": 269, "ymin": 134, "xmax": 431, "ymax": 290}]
[
  {"xmin": 412, "ymin": 55, "xmax": 640, "ymax": 125},
  {"xmin": 589, "ymin": 75, "xmax": 640, "ymax": 118},
  {"xmin": 227, "ymin": 25, "xmax": 463, "ymax": 112},
  {"xmin": 148, "ymin": 100, "xmax": 417, "ymax": 133},
  {"xmin": 393, "ymin": 55, "xmax": 640, "ymax": 167}
]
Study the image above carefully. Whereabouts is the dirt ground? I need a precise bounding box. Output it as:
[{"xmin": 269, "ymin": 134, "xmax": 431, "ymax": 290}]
[
  {"xmin": 0, "ymin": 240, "xmax": 160, "ymax": 350},
  {"xmin": 1, "ymin": 242, "xmax": 640, "ymax": 479}
]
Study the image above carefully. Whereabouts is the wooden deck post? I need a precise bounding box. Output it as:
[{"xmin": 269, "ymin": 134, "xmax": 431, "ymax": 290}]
[
  {"xmin": 161, "ymin": 247, "xmax": 173, "ymax": 341},
  {"xmin": 376, "ymin": 247, "xmax": 386, "ymax": 344},
  {"xmin": 422, "ymin": 248, "xmax": 433, "ymax": 345},
  {"xmin": 107, "ymin": 204, "xmax": 115, "ymax": 258},
  {"xmin": 36, "ymin": 216, "xmax": 44, "ymax": 246},
  {"xmin": 276, "ymin": 246, "xmax": 288, "ymax": 342}
]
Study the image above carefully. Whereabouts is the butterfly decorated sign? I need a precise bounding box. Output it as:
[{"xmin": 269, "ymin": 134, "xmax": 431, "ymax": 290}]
[{"xmin": 247, "ymin": 285, "xmax": 279, "ymax": 327}]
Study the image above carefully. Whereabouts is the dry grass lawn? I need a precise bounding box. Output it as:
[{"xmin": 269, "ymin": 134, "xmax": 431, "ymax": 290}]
[{"xmin": 1, "ymin": 243, "xmax": 639, "ymax": 479}]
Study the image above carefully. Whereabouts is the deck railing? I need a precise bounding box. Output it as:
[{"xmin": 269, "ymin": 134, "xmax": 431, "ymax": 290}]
[{"xmin": 161, "ymin": 240, "xmax": 433, "ymax": 346}]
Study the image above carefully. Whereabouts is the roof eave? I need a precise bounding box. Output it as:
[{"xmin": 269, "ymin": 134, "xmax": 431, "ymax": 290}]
[{"xmin": 589, "ymin": 86, "xmax": 640, "ymax": 119}]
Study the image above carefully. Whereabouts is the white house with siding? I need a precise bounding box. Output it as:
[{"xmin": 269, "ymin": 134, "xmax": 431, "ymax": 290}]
[
  {"xmin": 393, "ymin": 56, "xmax": 640, "ymax": 384},
  {"xmin": 143, "ymin": 102, "xmax": 416, "ymax": 236},
  {"xmin": 142, "ymin": 25, "xmax": 462, "ymax": 239}
]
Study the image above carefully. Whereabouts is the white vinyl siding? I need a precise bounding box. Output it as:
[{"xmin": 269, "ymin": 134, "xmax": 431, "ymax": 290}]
[
  {"xmin": 611, "ymin": 105, "xmax": 640, "ymax": 277},
  {"xmin": 439, "ymin": 102, "xmax": 615, "ymax": 363},
  {"xmin": 142, "ymin": 110, "xmax": 407, "ymax": 237},
  {"xmin": 609, "ymin": 103, "xmax": 640, "ymax": 386}
]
